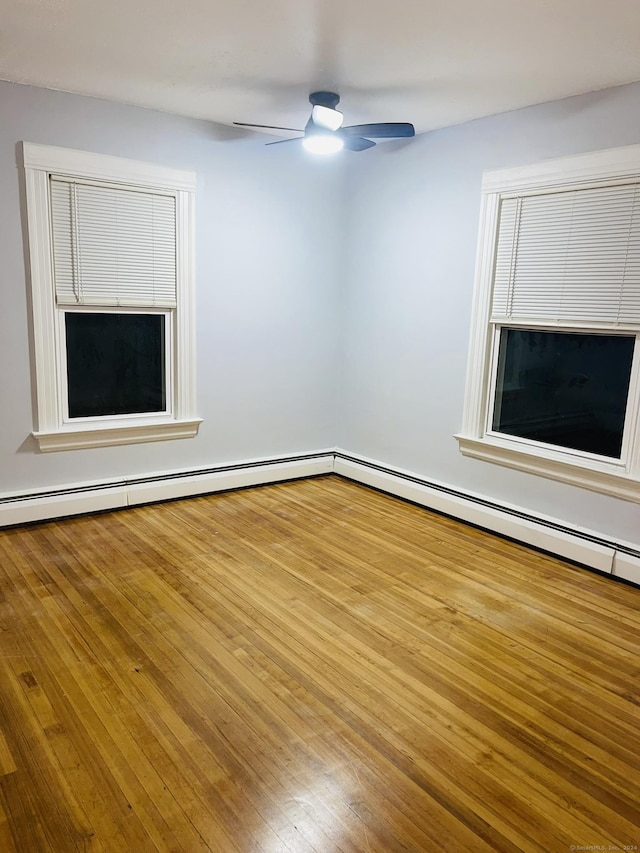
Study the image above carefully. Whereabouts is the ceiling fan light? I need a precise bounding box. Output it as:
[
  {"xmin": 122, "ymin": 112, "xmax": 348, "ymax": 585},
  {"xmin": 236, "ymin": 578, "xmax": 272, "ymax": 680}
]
[
  {"xmin": 302, "ymin": 134, "xmax": 344, "ymax": 155},
  {"xmin": 311, "ymin": 104, "xmax": 344, "ymax": 131}
]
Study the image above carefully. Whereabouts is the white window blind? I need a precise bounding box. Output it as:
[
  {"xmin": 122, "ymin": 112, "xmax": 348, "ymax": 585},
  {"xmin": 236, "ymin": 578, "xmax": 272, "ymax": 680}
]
[
  {"xmin": 491, "ymin": 183, "xmax": 640, "ymax": 324},
  {"xmin": 50, "ymin": 178, "xmax": 177, "ymax": 308}
]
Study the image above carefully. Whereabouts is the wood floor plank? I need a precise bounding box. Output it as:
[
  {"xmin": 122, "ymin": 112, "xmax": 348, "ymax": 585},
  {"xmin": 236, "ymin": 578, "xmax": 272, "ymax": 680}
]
[
  {"xmin": 0, "ymin": 474, "xmax": 639, "ymax": 851},
  {"xmin": 0, "ymin": 796, "xmax": 17, "ymax": 853},
  {"xmin": 0, "ymin": 730, "xmax": 16, "ymax": 778}
]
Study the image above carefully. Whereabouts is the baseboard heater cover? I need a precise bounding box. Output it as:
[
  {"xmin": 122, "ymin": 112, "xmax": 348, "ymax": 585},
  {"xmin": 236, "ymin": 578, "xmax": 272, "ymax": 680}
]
[
  {"xmin": 0, "ymin": 451, "xmax": 334, "ymax": 527},
  {"xmin": 2, "ymin": 448, "xmax": 639, "ymax": 588},
  {"xmin": 334, "ymin": 450, "xmax": 640, "ymax": 585}
]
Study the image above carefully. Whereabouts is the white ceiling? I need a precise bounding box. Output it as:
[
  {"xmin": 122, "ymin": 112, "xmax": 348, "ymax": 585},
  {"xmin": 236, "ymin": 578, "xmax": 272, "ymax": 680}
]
[{"xmin": 3, "ymin": 0, "xmax": 640, "ymax": 137}]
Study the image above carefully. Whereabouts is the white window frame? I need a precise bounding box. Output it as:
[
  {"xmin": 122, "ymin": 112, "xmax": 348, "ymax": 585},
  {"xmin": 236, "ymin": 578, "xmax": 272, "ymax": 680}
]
[
  {"xmin": 456, "ymin": 144, "xmax": 640, "ymax": 502},
  {"xmin": 23, "ymin": 142, "xmax": 202, "ymax": 452}
]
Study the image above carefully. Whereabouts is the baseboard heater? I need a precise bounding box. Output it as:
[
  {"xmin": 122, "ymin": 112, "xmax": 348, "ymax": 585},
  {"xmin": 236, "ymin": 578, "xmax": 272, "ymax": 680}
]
[
  {"xmin": 0, "ymin": 451, "xmax": 334, "ymax": 528},
  {"xmin": 333, "ymin": 450, "xmax": 640, "ymax": 587},
  {"xmin": 1, "ymin": 447, "xmax": 638, "ymax": 587}
]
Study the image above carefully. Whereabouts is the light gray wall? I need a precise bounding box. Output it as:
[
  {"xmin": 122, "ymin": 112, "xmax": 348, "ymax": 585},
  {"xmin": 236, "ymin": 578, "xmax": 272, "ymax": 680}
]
[
  {"xmin": 339, "ymin": 82, "xmax": 640, "ymax": 545},
  {"xmin": 0, "ymin": 80, "xmax": 344, "ymax": 492},
  {"xmin": 2, "ymin": 77, "xmax": 639, "ymax": 544}
]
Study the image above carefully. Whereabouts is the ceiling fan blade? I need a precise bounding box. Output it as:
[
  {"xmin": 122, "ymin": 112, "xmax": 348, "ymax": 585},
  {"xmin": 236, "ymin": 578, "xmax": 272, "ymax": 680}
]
[
  {"xmin": 266, "ymin": 134, "xmax": 374, "ymax": 151},
  {"xmin": 343, "ymin": 136, "xmax": 376, "ymax": 152},
  {"xmin": 233, "ymin": 122, "xmax": 304, "ymax": 132},
  {"xmin": 264, "ymin": 137, "xmax": 303, "ymax": 146},
  {"xmin": 341, "ymin": 122, "xmax": 415, "ymax": 139}
]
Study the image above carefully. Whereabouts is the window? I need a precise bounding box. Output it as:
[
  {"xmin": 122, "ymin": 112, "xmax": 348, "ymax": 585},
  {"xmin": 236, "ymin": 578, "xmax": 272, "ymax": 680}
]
[
  {"xmin": 65, "ymin": 313, "xmax": 167, "ymax": 418},
  {"xmin": 23, "ymin": 143, "xmax": 201, "ymax": 451},
  {"xmin": 457, "ymin": 145, "xmax": 640, "ymax": 502},
  {"xmin": 491, "ymin": 328, "xmax": 635, "ymax": 459}
]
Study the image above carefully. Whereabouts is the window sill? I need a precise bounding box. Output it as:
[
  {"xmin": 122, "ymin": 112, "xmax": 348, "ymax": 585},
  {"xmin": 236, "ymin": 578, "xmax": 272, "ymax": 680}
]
[
  {"xmin": 33, "ymin": 418, "xmax": 203, "ymax": 452},
  {"xmin": 455, "ymin": 433, "xmax": 640, "ymax": 503}
]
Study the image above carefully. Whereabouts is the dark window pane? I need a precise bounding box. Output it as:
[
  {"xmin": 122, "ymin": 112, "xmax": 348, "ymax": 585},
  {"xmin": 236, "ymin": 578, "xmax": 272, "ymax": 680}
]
[
  {"xmin": 65, "ymin": 313, "xmax": 166, "ymax": 418},
  {"xmin": 492, "ymin": 329, "xmax": 635, "ymax": 459}
]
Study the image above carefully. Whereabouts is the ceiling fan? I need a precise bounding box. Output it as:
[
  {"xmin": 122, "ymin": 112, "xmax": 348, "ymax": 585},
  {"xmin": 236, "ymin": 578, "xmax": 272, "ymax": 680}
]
[{"xmin": 234, "ymin": 91, "xmax": 415, "ymax": 154}]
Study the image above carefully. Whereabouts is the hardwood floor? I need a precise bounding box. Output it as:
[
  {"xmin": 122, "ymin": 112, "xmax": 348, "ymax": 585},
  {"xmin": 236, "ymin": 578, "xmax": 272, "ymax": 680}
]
[{"xmin": 0, "ymin": 474, "xmax": 638, "ymax": 852}]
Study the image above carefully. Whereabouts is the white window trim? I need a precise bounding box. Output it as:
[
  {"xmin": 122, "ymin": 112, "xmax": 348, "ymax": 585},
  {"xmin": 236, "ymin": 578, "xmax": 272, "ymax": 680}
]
[
  {"xmin": 456, "ymin": 143, "xmax": 640, "ymax": 502},
  {"xmin": 22, "ymin": 142, "xmax": 202, "ymax": 452}
]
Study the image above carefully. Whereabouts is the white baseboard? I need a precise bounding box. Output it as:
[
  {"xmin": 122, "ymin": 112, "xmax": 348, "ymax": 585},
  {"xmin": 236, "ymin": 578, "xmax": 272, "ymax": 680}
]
[
  {"xmin": 612, "ymin": 552, "xmax": 640, "ymax": 585},
  {"xmin": 2, "ymin": 447, "xmax": 638, "ymax": 588},
  {"xmin": 0, "ymin": 451, "xmax": 334, "ymax": 528},
  {"xmin": 334, "ymin": 450, "xmax": 640, "ymax": 583},
  {"xmin": 0, "ymin": 486, "xmax": 129, "ymax": 528},
  {"xmin": 126, "ymin": 454, "xmax": 334, "ymax": 505}
]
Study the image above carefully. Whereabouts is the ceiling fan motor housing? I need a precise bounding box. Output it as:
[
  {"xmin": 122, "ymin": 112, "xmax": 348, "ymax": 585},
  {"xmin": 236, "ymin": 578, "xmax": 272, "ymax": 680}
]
[{"xmin": 309, "ymin": 91, "xmax": 341, "ymax": 110}]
